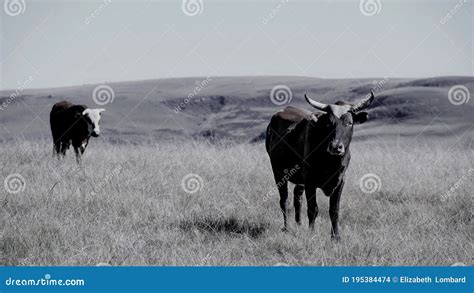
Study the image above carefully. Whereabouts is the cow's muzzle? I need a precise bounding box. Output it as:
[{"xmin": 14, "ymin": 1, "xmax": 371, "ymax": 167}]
[{"xmin": 328, "ymin": 142, "xmax": 345, "ymax": 156}]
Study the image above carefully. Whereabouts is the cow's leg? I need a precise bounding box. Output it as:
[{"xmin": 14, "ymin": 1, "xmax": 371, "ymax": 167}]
[
  {"xmin": 60, "ymin": 141, "xmax": 69, "ymax": 157},
  {"xmin": 329, "ymin": 181, "xmax": 344, "ymax": 241},
  {"xmin": 74, "ymin": 147, "xmax": 82, "ymax": 164},
  {"xmin": 79, "ymin": 143, "xmax": 87, "ymax": 155},
  {"xmin": 72, "ymin": 141, "xmax": 82, "ymax": 164},
  {"xmin": 294, "ymin": 184, "xmax": 304, "ymax": 225},
  {"xmin": 270, "ymin": 161, "xmax": 290, "ymax": 232},
  {"xmin": 278, "ymin": 181, "xmax": 289, "ymax": 232},
  {"xmin": 53, "ymin": 141, "xmax": 61, "ymax": 159},
  {"xmin": 305, "ymin": 184, "xmax": 318, "ymax": 230},
  {"xmin": 79, "ymin": 139, "xmax": 88, "ymax": 154}
]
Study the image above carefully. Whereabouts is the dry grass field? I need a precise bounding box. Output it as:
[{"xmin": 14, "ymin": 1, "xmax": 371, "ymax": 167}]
[{"xmin": 1, "ymin": 138, "xmax": 472, "ymax": 266}]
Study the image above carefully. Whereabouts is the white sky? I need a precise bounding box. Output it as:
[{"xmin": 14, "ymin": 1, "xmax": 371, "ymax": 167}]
[{"xmin": 0, "ymin": 0, "xmax": 472, "ymax": 90}]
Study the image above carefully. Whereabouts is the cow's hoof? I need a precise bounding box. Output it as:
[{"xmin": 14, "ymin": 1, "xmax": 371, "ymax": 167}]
[{"xmin": 281, "ymin": 227, "xmax": 289, "ymax": 233}]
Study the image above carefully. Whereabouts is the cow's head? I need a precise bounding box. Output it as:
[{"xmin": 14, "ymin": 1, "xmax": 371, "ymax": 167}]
[
  {"xmin": 304, "ymin": 91, "xmax": 374, "ymax": 156},
  {"xmin": 82, "ymin": 108, "xmax": 105, "ymax": 137}
]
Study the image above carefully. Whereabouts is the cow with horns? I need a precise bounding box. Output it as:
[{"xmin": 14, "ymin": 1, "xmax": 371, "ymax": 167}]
[{"xmin": 265, "ymin": 91, "xmax": 375, "ymax": 240}]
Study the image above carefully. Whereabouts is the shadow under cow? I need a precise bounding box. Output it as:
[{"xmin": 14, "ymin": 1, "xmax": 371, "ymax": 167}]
[{"xmin": 178, "ymin": 216, "xmax": 269, "ymax": 239}]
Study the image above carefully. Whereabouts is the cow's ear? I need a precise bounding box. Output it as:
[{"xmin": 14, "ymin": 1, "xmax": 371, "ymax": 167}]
[
  {"xmin": 98, "ymin": 109, "xmax": 105, "ymax": 115},
  {"xmin": 82, "ymin": 109, "xmax": 89, "ymax": 116},
  {"xmin": 353, "ymin": 112, "xmax": 369, "ymax": 124}
]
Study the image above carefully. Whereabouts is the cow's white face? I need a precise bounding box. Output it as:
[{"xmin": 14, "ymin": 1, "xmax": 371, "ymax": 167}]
[{"xmin": 82, "ymin": 108, "xmax": 105, "ymax": 137}]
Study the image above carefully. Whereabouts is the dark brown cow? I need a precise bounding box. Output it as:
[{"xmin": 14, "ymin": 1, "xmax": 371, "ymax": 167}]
[
  {"xmin": 265, "ymin": 92, "xmax": 375, "ymax": 239},
  {"xmin": 50, "ymin": 101, "xmax": 104, "ymax": 163}
]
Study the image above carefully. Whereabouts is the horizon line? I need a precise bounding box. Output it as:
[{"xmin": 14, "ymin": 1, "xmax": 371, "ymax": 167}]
[{"xmin": 0, "ymin": 74, "xmax": 472, "ymax": 93}]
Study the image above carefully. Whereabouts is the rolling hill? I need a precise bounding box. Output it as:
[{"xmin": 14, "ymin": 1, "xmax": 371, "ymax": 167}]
[{"xmin": 0, "ymin": 76, "xmax": 472, "ymax": 143}]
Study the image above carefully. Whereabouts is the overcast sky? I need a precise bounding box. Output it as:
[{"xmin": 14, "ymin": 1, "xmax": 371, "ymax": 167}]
[{"xmin": 0, "ymin": 0, "xmax": 472, "ymax": 90}]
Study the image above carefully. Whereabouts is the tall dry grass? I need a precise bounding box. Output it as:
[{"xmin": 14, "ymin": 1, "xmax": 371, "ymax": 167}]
[{"xmin": 0, "ymin": 138, "xmax": 472, "ymax": 265}]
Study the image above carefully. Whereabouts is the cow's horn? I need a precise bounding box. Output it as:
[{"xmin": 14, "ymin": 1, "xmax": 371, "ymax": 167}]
[
  {"xmin": 305, "ymin": 94, "xmax": 328, "ymax": 111},
  {"xmin": 351, "ymin": 91, "xmax": 375, "ymax": 112}
]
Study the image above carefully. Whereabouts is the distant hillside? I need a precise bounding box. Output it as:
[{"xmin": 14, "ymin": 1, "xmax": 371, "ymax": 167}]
[{"xmin": 0, "ymin": 76, "xmax": 472, "ymax": 143}]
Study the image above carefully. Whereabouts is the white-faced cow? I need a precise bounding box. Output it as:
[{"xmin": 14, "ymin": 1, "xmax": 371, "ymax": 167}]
[
  {"xmin": 50, "ymin": 101, "xmax": 105, "ymax": 163},
  {"xmin": 265, "ymin": 91, "xmax": 375, "ymax": 240}
]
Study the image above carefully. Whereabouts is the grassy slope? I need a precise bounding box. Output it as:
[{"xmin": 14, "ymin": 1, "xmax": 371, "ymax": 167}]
[{"xmin": 1, "ymin": 138, "xmax": 472, "ymax": 266}]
